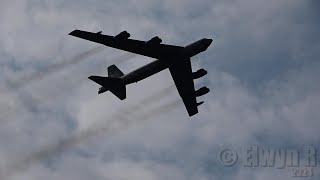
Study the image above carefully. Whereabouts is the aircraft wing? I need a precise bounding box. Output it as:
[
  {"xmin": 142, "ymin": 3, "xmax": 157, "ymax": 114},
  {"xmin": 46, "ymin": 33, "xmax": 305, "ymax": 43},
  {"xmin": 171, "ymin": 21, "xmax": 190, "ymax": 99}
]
[
  {"xmin": 69, "ymin": 30, "xmax": 183, "ymax": 59},
  {"xmin": 169, "ymin": 59, "xmax": 200, "ymax": 117}
]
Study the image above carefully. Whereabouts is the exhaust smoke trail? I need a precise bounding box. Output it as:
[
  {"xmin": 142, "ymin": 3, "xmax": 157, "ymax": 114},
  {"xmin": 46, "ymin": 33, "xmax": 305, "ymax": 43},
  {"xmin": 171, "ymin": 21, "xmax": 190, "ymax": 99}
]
[
  {"xmin": 2, "ymin": 86, "xmax": 179, "ymax": 179},
  {"xmin": 6, "ymin": 45, "xmax": 136, "ymax": 91},
  {"xmin": 1, "ymin": 45, "xmax": 105, "ymax": 122},
  {"xmin": 1, "ymin": 47, "xmax": 136, "ymax": 121},
  {"xmin": 108, "ymin": 53, "xmax": 136, "ymax": 65},
  {"xmin": 1, "ymin": 44, "xmax": 173, "ymax": 179},
  {"xmin": 121, "ymin": 84, "xmax": 176, "ymax": 115},
  {"xmin": 7, "ymin": 45, "xmax": 105, "ymax": 90}
]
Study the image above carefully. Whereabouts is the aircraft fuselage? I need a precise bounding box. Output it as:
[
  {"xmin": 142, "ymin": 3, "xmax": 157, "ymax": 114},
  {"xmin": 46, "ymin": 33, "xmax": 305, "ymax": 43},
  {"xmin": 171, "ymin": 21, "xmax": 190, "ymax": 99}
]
[
  {"xmin": 122, "ymin": 58, "xmax": 169, "ymax": 84},
  {"xmin": 121, "ymin": 38, "xmax": 212, "ymax": 85}
]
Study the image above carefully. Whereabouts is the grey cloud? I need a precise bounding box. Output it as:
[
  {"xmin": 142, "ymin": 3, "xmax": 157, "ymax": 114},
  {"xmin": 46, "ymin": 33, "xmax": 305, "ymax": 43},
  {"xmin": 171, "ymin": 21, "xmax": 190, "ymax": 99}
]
[
  {"xmin": 2, "ymin": 85, "xmax": 178, "ymax": 179},
  {"xmin": 0, "ymin": 0, "xmax": 319, "ymax": 179}
]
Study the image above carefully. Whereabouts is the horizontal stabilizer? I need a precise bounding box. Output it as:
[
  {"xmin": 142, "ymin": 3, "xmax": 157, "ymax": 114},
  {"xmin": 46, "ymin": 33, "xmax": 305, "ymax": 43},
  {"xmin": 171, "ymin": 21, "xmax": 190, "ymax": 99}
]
[{"xmin": 88, "ymin": 76, "xmax": 126, "ymax": 100}]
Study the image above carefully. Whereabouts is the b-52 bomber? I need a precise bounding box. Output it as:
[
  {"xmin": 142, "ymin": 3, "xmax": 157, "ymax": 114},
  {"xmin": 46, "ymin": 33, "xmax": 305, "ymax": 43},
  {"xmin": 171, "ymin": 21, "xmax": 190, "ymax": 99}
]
[{"xmin": 69, "ymin": 30, "xmax": 212, "ymax": 117}]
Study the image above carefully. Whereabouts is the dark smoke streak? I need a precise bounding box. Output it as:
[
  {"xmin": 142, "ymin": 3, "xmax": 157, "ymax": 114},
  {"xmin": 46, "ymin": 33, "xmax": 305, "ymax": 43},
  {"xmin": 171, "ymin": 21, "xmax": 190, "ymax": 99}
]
[
  {"xmin": 1, "ymin": 44, "xmax": 171, "ymax": 178},
  {"xmin": 2, "ymin": 86, "xmax": 179, "ymax": 179},
  {"xmin": 121, "ymin": 84, "xmax": 176, "ymax": 115},
  {"xmin": 1, "ymin": 47, "xmax": 136, "ymax": 121},
  {"xmin": 7, "ymin": 45, "xmax": 105, "ymax": 90},
  {"xmin": 7, "ymin": 46, "xmax": 136, "ymax": 90},
  {"xmin": 1, "ymin": 46, "xmax": 105, "ymax": 122},
  {"xmin": 130, "ymin": 99, "xmax": 181, "ymax": 121}
]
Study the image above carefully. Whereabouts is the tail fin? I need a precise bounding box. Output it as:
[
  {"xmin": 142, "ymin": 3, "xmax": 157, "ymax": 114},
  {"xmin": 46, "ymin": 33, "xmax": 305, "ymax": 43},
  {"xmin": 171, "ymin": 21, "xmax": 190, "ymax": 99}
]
[
  {"xmin": 97, "ymin": 65, "xmax": 124, "ymax": 94},
  {"xmin": 108, "ymin": 65, "xmax": 124, "ymax": 78},
  {"xmin": 88, "ymin": 76, "xmax": 126, "ymax": 100}
]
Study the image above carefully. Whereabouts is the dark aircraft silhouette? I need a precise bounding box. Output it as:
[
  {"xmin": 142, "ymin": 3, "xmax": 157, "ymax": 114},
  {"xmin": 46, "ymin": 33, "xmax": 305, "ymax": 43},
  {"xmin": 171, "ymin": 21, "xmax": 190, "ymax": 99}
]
[{"xmin": 69, "ymin": 30, "xmax": 212, "ymax": 116}]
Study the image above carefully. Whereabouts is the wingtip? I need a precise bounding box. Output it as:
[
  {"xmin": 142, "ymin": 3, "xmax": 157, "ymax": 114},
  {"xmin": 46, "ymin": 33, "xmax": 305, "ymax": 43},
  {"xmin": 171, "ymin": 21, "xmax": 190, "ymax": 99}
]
[
  {"xmin": 88, "ymin": 75, "xmax": 96, "ymax": 80},
  {"xmin": 187, "ymin": 108, "xmax": 199, "ymax": 117},
  {"xmin": 188, "ymin": 111, "xmax": 198, "ymax": 117},
  {"xmin": 68, "ymin": 29, "xmax": 79, "ymax": 36},
  {"xmin": 88, "ymin": 76, "xmax": 100, "ymax": 81}
]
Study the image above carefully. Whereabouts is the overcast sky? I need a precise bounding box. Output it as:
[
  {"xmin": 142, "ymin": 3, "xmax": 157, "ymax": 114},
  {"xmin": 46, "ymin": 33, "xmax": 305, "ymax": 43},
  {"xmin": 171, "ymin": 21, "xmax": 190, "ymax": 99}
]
[{"xmin": 0, "ymin": 0, "xmax": 319, "ymax": 179}]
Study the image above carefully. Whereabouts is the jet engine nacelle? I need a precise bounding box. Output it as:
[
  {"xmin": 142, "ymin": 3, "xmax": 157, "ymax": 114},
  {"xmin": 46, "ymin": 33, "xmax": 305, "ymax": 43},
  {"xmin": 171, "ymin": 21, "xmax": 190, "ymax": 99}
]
[
  {"xmin": 146, "ymin": 36, "xmax": 162, "ymax": 45},
  {"xmin": 192, "ymin": 69, "xmax": 207, "ymax": 79},
  {"xmin": 114, "ymin": 31, "xmax": 130, "ymax": 40},
  {"xmin": 195, "ymin": 86, "xmax": 210, "ymax": 97},
  {"xmin": 197, "ymin": 101, "xmax": 204, "ymax": 106}
]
